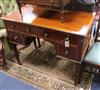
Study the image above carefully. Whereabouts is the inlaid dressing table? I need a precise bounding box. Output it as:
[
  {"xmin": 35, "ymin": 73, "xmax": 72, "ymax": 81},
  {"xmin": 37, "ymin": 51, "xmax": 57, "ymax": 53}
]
[{"xmin": 2, "ymin": 5, "xmax": 96, "ymax": 85}]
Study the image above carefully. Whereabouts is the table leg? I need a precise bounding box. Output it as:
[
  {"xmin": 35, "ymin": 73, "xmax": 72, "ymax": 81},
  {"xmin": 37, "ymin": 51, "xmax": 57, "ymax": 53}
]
[
  {"xmin": 37, "ymin": 38, "xmax": 41, "ymax": 48},
  {"xmin": 33, "ymin": 37, "xmax": 41, "ymax": 48},
  {"xmin": 75, "ymin": 63, "xmax": 82, "ymax": 85},
  {"xmin": 11, "ymin": 43, "xmax": 21, "ymax": 65},
  {"xmin": 33, "ymin": 37, "xmax": 37, "ymax": 48}
]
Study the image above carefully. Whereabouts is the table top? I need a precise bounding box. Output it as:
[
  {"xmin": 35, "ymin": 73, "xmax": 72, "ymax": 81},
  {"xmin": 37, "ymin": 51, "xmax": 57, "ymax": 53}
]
[{"xmin": 2, "ymin": 5, "xmax": 95, "ymax": 36}]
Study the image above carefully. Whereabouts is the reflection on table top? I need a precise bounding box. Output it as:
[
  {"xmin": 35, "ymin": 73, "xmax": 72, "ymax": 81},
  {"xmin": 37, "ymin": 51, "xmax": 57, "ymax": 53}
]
[{"xmin": 2, "ymin": 5, "xmax": 95, "ymax": 36}]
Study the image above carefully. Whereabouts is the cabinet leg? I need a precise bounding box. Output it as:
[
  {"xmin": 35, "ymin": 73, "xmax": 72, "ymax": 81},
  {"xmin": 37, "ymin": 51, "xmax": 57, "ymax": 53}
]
[
  {"xmin": 11, "ymin": 43, "xmax": 21, "ymax": 65},
  {"xmin": 75, "ymin": 63, "xmax": 81, "ymax": 85}
]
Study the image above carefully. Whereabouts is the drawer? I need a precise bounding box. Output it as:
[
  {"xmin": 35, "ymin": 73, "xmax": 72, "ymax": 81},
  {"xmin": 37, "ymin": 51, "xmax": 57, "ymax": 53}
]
[
  {"xmin": 7, "ymin": 30, "xmax": 32, "ymax": 46},
  {"xmin": 37, "ymin": 28, "xmax": 83, "ymax": 46},
  {"xmin": 56, "ymin": 42, "xmax": 79, "ymax": 61},
  {"xmin": 37, "ymin": 29, "xmax": 69, "ymax": 42},
  {"xmin": 69, "ymin": 34, "xmax": 83, "ymax": 45},
  {"xmin": 67, "ymin": 46, "xmax": 79, "ymax": 61},
  {"xmin": 3, "ymin": 20, "xmax": 37, "ymax": 36},
  {"xmin": 4, "ymin": 20, "xmax": 21, "ymax": 30}
]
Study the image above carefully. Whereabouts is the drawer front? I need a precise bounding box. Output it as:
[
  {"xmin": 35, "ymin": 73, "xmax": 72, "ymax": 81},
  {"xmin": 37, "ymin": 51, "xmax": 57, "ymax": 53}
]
[
  {"xmin": 37, "ymin": 28, "xmax": 83, "ymax": 46},
  {"xmin": 67, "ymin": 46, "xmax": 78, "ymax": 61},
  {"xmin": 56, "ymin": 43, "xmax": 79, "ymax": 61},
  {"xmin": 4, "ymin": 20, "xmax": 21, "ymax": 31},
  {"xmin": 37, "ymin": 29, "xmax": 68, "ymax": 42},
  {"xmin": 7, "ymin": 30, "xmax": 33, "ymax": 46},
  {"xmin": 69, "ymin": 34, "xmax": 83, "ymax": 45},
  {"xmin": 7, "ymin": 30, "xmax": 24, "ymax": 44},
  {"xmin": 3, "ymin": 20, "xmax": 37, "ymax": 36}
]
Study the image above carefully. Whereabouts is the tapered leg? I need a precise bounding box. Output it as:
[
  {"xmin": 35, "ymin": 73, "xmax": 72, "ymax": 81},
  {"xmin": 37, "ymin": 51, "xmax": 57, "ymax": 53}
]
[
  {"xmin": 78, "ymin": 62, "xmax": 85, "ymax": 84},
  {"xmin": 11, "ymin": 43, "xmax": 21, "ymax": 65},
  {"xmin": 75, "ymin": 63, "xmax": 81, "ymax": 85}
]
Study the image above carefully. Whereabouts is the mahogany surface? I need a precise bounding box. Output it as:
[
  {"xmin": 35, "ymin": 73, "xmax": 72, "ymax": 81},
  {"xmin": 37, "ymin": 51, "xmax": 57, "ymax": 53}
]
[
  {"xmin": 2, "ymin": 5, "xmax": 95, "ymax": 85},
  {"xmin": 3, "ymin": 8, "xmax": 94, "ymax": 35}
]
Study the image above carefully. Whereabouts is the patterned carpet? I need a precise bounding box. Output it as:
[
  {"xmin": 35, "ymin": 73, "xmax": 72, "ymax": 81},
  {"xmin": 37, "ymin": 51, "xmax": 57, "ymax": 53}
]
[{"xmin": 1, "ymin": 41, "xmax": 93, "ymax": 90}]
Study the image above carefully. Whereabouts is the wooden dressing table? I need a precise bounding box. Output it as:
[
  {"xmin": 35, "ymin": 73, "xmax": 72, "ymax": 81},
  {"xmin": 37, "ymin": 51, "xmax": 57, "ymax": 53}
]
[{"xmin": 2, "ymin": 5, "xmax": 95, "ymax": 85}]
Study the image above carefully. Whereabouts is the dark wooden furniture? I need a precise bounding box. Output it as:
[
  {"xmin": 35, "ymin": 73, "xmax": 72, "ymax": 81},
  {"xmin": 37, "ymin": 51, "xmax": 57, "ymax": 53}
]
[
  {"xmin": 0, "ymin": 35, "xmax": 6, "ymax": 66},
  {"xmin": 16, "ymin": 0, "xmax": 71, "ymax": 22},
  {"xmin": 95, "ymin": 0, "xmax": 100, "ymax": 11},
  {"xmin": 2, "ymin": 5, "xmax": 95, "ymax": 85},
  {"xmin": 79, "ymin": 16, "xmax": 100, "ymax": 83}
]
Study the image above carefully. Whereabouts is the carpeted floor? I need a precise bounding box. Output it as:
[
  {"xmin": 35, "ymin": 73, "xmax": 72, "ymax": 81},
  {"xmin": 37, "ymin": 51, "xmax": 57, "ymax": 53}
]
[{"xmin": 1, "ymin": 41, "xmax": 93, "ymax": 90}]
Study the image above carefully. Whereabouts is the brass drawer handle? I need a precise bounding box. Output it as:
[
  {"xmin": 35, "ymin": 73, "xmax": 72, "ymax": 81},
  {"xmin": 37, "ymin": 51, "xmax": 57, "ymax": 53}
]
[
  {"xmin": 44, "ymin": 33, "xmax": 48, "ymax": 37},
  {"xmin": 11, "ymin": 25, "xmax": 15, "ymax": 29},
  {"xmin": 50, "ymin": 0, "xmax": 53, "ymax": 4},
  {"xmin": 26, "ymin": 28, "xmax": 30, "ymax": 32},
  {"xmin": 14, "ymin": 36, "xmax": 18, "ymax": 40}
]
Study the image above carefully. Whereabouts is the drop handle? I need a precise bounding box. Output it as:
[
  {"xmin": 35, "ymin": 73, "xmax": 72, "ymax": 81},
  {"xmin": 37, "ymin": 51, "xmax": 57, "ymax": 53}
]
[
  {"xmin": 11, "ymin": 25, "xmax": 15, "ymax": 29},
  {"xmin": 44, "ymin": 33, "xmax": 48, "ymax": 37},
  {"xmin": 14, "ymin": 36, "xmax": 18, "ymax": 40},
  {"xmin": 26, "ymin": 28, "xmax": 30, "ymax": 32},
  {"xmin": 50, "ymin": 0, "xmax": 53, "ymax": 3}
]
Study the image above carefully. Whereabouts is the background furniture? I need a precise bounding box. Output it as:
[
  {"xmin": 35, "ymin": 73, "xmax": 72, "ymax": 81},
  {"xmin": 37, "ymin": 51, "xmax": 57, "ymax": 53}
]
[
  {"xmin": 79, "ymin": 14, "xmax": 100, "ymax": 84},
  {"xmin": 0, "ymin": 0, "xmax": 38, "ymax": 65},
  {"xmin": 0, "ymin": 35, "xmax": 6, "ymax": 66},
  {"xmin": 0, "ymin": 0, "xmax": 18, "ymax": 55},
  {"xmin": 16, "ymin": 0, "xmax": 71, "ymax": 22},
  {"xmin": 0, "ymin": 0, "xmax": 18, "ymax": 65},
  {"xmin": 96, "ymin": 0, "xmax": 100, "ymax": 12}
]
